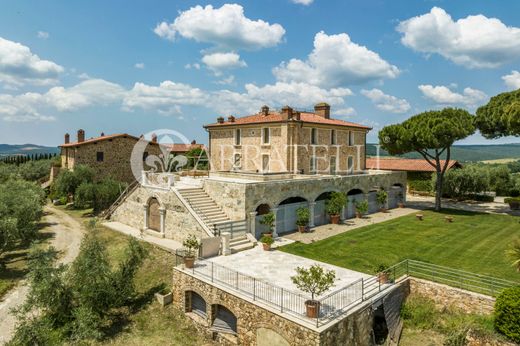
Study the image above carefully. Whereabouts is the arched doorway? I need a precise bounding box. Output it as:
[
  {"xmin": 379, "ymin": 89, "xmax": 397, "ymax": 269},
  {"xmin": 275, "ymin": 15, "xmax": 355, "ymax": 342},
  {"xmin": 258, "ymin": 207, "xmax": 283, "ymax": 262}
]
[
  {"xmin": 389, "ymin": 183, "xmax": 404, "ymax": 209},
  {"xmin": 346, "ymin": 188, "xmax": 364, "ymax": 219},
  {"xmin": 148, "ymin": 198, "xmax": 161, "ymax": 231},
  {"xmin": 212, "ymin": 305, "xmax": 237, "ymax": 334},
  {"xmin": 276, "ymin": 197, "xmax": 307, "ymax": 234},
  {"xmin": 255, "ymin": 203, "xmax": 271, "ymax": 238},
  {"xmin": 314, "ymin": 191, "xmax": 333, "ymax": 226}
]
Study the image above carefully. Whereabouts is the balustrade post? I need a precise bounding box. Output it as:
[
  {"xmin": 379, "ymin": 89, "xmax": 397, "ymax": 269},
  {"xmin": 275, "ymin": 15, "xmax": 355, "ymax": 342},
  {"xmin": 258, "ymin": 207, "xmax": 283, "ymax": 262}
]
[
  {"xmin": 222, "ymin": 232, "xmax": 231, "ymax": 256},
  {"xmin": 281, "ymin": 288, "xmax": 284, "ymax": 313},
  {"xmin": 249, "ymin": 211, "xmax": 257, "ymax": 237},
  {"xmin": 272, "ymin": 207, "xmax": 279, "ymax": 238},
  {"xmin": 253, "ymin": 278, "xmax": 256, "ymax": 301}
]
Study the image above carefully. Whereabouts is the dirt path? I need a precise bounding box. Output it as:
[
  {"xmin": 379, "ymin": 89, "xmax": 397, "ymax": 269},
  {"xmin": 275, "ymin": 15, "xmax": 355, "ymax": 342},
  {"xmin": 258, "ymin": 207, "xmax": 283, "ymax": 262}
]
[{"xmin": 0, "ymin": 205, "xmax": 85, "ymax": 344}]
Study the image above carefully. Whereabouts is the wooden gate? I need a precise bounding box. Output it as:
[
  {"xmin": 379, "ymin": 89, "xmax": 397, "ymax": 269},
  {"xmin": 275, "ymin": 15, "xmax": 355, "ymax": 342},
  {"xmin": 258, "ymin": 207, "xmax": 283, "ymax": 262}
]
[{"xmin": 148, "ymin": 198, "xmax": 161, "ymax": 231}]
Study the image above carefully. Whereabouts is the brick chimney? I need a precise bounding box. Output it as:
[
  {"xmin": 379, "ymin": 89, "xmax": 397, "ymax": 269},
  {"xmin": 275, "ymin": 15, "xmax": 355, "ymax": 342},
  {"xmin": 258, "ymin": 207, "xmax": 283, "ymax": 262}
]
[
  {"xmin": 261, "ymin": 105, "xmax": 269, "ymax": 116},
  {"xmin": 191, "ymin": 140, "xmax": 196, "ymax": 145},
  {"xmin": 281, "ymin": 105, "xmax": 293, "ymax": 120},
  {"xmin": 100, "ymin": 132, "xmax": 105, "ymax": 137},
  {"xmin": 217, "ymin": 116, "xmax": 224, "ymax": 124},
  {"xmin": 314, "ymin": 103, "xmax": 330, "ymax": 119},
  {"xmin": 64, "ymin": 133, "xmax": 70, "ymax": 144},
  {"xmin": 151, "ymin": 133, "xmax": 158, "ymax": 143},
  {"xmin": 228, "ymin": 115, "xmax": 235, "ymax": 122},
  {"xmin": 77, "ymin": 129, "xmax": 85, "ymax": 143}
]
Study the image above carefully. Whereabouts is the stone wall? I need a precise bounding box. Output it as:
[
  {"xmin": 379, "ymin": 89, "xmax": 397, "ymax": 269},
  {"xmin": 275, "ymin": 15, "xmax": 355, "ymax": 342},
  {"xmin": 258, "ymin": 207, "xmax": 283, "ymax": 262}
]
[
  {"xmin": 203, "ymin": 179, "xmax": 247, "ymax": 221},
  {"xmin": 111, "ymin": 185, "xmax": 207, "ymax": 243},
  {"xmin": 172, "ymin": 268, "xmax": 375, "ymax": 346},
  {"xmin": 408, "ymin": 277, "xmax": 495, "ymax": 315}
]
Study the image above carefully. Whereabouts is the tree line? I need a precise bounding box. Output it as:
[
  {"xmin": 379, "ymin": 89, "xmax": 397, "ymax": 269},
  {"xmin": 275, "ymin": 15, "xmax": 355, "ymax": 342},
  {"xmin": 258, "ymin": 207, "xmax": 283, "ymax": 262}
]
[{"xmin": 1, "ymin": 152, "xmax": 58, "ymax": 165}]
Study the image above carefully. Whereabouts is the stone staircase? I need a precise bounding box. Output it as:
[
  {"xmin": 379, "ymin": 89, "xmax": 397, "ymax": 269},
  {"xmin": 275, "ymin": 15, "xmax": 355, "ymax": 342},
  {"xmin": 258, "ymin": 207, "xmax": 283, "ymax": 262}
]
[{"xmin": 177, "ymin": 187, "xmax": 255, "ymax": 253}]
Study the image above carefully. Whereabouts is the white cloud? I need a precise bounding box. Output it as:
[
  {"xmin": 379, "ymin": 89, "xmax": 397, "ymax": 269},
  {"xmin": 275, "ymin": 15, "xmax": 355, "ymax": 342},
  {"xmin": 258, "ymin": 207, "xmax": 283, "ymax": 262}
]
[
  {"xmin": 291, "ymin": 0, "xmax": 313, "ymax": 5},
  {"xmin": 154, "ymin": 4, "xmax": 285, "ymax": 50},
  {"xmin": 37, "ymin": 31, "xmax": 49, "ymax": 39},
  {"xmin": 0, "ymin": 36, "xmax": 64, "ymax": 87},
  {"xmin": 273, "ymin": 31, "xmax": 399, "ymax": 88},
  {"xmin": 502, "ymin": 70, "xmax": 520, "ymax": 90},
  {"xmin": 361, "ymin": 88, "xmax": 411, "ymax": 113},
  {"xmin": 333, "ymin": 107, "xmax": 357, "ymax": 117},
  {"xmin": 202, "ymin": 52, "xmax": 246, "ymax": 74},
  {"xmin": 123, "ymin": 81, "xmax": 207, "ymax": 115},
  {"xmin": 184, "ymin": 63, "xmax": 201, "ymax": 70},
  {"xmin": 397, "ymin": 7, "xmax": 520, "ymax": 68},
  {"xmin": 418, "ymin": 84, "xmax": 488, "ymax": 106},
  {"xmin": 0, "ymin": 93, "xmax": 54, "ymax": 122},
  {"xmin": 215, "ymin": 75, "xmax": 235, "ymax": 85},
  {"xmin": 134, "ymin": 62, "xmax": 145, "ymax": 69}
]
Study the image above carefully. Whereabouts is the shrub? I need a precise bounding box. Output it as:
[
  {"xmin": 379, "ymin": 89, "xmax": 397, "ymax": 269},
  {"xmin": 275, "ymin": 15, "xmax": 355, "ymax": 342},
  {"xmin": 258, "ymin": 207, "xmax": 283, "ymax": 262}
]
[
  {"xmin": 376, "ymin": 189, "xmax": 388, "ymax": 208},
  {"xmin": 505, "ymin": 197, "xmax": 520, "ymax": 204},
  {"xmin": 182, "ymin": 235, "xmax": 200, "ymax": 258},
  {"xmin": 259, "ymin": 212, "xmax": 275, "ymax": 233},
  {"xmin": 75, "ymin": 182, "xmax": 95, "ymax": 209},
  {"xmin": 437, "ymin": 165, "xmax": 490, "ymax": 199},
  {"xmin": 494, "ymin": 286, "xmax": 520, "ymax": 343},
  {"xmin": 51, "ymin": 165, "xmax": 94, "ymax": 198},
  {"xmin": 510, "ymin": 188, "xmax": 520, "ymax": 197},
  {"xmin": 296, "ymin": 207, "xmax": 310, "ymax": 226},
  {"xmin": 92, "ymin": 179, "xmax": 126, "ymax": 212},
  {"xmin": 354, "ymin": 200, "xmax": 368, "ymax": 215},
  {"xmin": 290, "ymin": 265, "xmax": 336, "ymax": 301},
  {"xmin": 470, "ymin": 194, "xmax": 494, "ymax": 202},
  {"xmin": 325, "ymin": 192, "xmax": 347, "ymax": 216},
  {"xmin": 260, "ymin": 235, "xmax": 274, "ymax": 245}
]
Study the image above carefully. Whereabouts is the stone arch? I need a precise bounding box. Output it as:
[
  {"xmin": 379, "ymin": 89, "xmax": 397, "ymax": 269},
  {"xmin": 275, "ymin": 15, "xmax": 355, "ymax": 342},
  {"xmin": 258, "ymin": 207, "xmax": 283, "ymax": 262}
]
[
  {"xmin": 147, "ymin": 197, "xmax": 161, "ymax": 232},
  {"xmin": 276, "ymin": 194, "xmax": 308, "ymax": 207},
  {"xmin": 184, "ymin": 290, "xmax": 208, "ymax": 318},
  {"xmin": 346, "ymin": 188, "xmax": 364, "ymax": 196},
  {"xmin": 310, "ymin": 187, "xmax": 342, "ymax": 202},
  {"xmin": 345, "ymin": 188, "xmax": 365, "ymax": 219},
  {"xmin": 253, "ymin": 200, "xmax": 274, "ymax": 214},
  {"xmin": 211, "ymin": 303, "xmax": 238, "ymax": 334},
  {"xmin": 253, "ymin": 323, "xmax": 291, "ymax": 346}
]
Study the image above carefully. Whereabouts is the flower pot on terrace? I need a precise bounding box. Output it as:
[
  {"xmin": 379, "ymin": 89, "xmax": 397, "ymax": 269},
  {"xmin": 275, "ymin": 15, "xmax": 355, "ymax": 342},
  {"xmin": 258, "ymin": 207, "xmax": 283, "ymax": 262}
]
[
  {"xmin": 298, "ymin": 225, "xmax": 306, "ymax": 233},
  {"xmin": 330, "ymin": 215, "xmax": 340, "ymax": 224},
  {"xmin": 378, "ymin": 272, "xmax": 389, "ymax": 284},
  {"xmin": 184, "ymin": 256, "xmax": 195, "ymax": 269},
  {"xmin": 262, "ymin": 243, "xmax": 271, "ymax": 251},
  {"xmin": 305, "ymin": 300, "xmax": 320, "ymax": 318},
  {"xmin": 380, "ymin": 207, "xmax": 387, "ymax": 213},
  {"xmin": 398, "ymin": 203, "xmax": 405, "ymax": 208}
]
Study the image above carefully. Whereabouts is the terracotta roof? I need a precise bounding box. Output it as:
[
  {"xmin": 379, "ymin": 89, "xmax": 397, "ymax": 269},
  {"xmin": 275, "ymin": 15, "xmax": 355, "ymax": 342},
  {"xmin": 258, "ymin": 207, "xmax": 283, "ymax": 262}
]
[
  {"xmin": 366, "ymin": 158, "xmax": 462, "ymax": 172},
  {"xmin": 59, "ymin": 133, "xmax": 159, "ymax": 148},
  {"xmin": 169, "ymin": 143, "xmax": 205, "ymax": 153},
  {"xmin": 204, "ymin": 111, "xmax": 371, "ymax": 130}
]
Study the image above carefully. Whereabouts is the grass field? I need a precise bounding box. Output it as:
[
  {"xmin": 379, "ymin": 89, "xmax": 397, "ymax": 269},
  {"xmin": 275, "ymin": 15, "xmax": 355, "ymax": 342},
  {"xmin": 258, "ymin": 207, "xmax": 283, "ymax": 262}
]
[{"xmin": 281, "ymin": 209, "xmax": 520, "ymax": 281}]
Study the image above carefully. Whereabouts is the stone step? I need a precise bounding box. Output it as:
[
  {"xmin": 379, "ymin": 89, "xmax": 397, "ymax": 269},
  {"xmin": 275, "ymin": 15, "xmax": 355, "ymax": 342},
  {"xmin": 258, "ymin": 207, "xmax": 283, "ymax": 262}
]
[
  {"xmin": 230, "ymin": 242, "xmax": 255, "ymax": 253},
  {"xmin": 190, "ymin": 202, "xmax": 218, "ymax": 208},
  {"xmin": 202, "ymin": 210, "xmax": 227, "ymax": 216},
  {"xmin": 229, "ymin": 238, "xmax": 250, "ymax": 247},
  {"xmin": 182, "ymin": 192, "xmax": 208, "ymax": 198},
  {"xmin": 207, "ymin": 217, "xmax": 231, "ymax": 224}
]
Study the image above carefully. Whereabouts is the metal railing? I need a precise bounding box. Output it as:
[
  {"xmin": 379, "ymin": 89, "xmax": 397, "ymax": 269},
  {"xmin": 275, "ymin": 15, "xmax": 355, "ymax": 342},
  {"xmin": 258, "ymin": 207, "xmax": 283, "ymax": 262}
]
[{"xmin": 213, "ymin": 220, "xmax": 249, "ymax": 239}]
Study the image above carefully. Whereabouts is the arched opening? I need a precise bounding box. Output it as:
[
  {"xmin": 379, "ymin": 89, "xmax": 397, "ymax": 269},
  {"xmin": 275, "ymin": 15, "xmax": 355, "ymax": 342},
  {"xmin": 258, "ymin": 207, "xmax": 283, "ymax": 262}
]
[
  {"xmin": 256, "ymin": 203, "xmax": 271, "ymax": 215},
  {"xmin": 367, "ymin": 187, "xmax": 384, "ymax": 214},
  {"xmin": 276, "ymin": 196, "xmax": 308, "ymax": 234},
  {"xmin": 148, "ymin": 198, "xmax": 161, "ymax": 231},
  {"xmin": 388, "ymin": 183, "xmax": 405, "ymax": 209},
  {"xmin": 346, "ymin": 188, "xmax": 364, "ymax": 219},
  {"xmin": 212, "ymin": 304, "xmax": 237, "ymax": 334},
  {"xmin": 256, "ymin": 328, "xmax": 290, "ymax": 346},
  {"xmin": 314, "ymin": 191, "xmax": 334, "ymax": 226},
  {"xmin": 185, "ymin": 291, "xmax": 207, "ymax": 318},
  {"xmin": 255, "ymin": 203, "xmax": 272, "ymax": 238}
]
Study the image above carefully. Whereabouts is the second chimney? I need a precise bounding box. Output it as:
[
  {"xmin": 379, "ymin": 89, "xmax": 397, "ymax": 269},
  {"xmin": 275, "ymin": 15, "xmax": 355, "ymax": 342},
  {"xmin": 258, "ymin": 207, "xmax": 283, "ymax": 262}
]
[
  {"xmin": 64, "ymin": 133, "xmax": 70, "ymax": 144},
  {"xmin": 261, "ymin": 105, "xmax": 269, "ymax": 116},
  {"xmin": 77, "ymin": 129, "xmax": 85, "ymax": 143},
  {"xmin": 281, "ymin": 105, "xmax": 293, "ymax": 120},
  {"xmin": 314, "ymin": 103, "xmax": 330, "ymax": 119},
  {"xmin": 151, "ymin": 133, "xmax": 158, "ymax": 143}
]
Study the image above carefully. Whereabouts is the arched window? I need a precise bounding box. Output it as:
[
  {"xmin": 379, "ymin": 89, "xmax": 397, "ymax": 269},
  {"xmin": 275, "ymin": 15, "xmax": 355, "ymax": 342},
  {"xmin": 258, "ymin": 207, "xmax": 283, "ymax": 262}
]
[
  {"xmin": 212, "ymin": 305, "xmax": 237, "ymax": 334},
  {"xmin": 186, "ymin": 291, "xmax": 207, "ymax": 318}
]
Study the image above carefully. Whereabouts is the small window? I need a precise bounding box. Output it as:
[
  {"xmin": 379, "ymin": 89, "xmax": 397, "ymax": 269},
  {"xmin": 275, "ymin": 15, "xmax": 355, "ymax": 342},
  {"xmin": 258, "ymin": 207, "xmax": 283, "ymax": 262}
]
[
  {"xmin": 262, "ymin": 127, "xmax": 270, "ymax": 144},
  {"xmin": 235, "ymin": 129, "xmax": 241, "ymax": 145},
  {"xmin": 143, "ymin": 152, "xmax": 149, "ymax": 161},
  {"xmin": 311, "ymin": 128, "xmax": 317, "ymax": 145},
  {"xmin": 96, "ymin": 152, "xmax": 104, "ymax": 162},
  {"xmin": 233, "ymin": 153, "xmax": 241, "ymax": 170},
  {"xmin": 331, "ymin": 130, "xmax": 336, "ymax": 145},
  {"xmin": 348, "ymin": 131, "xmax": 354, "ymax": 146},
  {"xmin": 310, "ymin": 156, "xmax": 317, "ymax": 174}
]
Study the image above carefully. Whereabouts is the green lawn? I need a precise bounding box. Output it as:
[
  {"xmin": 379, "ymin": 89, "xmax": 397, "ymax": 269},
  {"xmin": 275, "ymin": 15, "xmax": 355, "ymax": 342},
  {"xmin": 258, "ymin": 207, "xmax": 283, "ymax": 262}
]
[{"xmin": 281, "ymin": 209, "xmax": 520, "ymax": 281}]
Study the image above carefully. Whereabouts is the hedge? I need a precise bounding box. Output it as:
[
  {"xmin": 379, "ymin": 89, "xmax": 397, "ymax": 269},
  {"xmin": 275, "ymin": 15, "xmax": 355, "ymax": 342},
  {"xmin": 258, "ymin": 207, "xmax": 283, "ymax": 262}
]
[{"xmin": 494, "ymin": 286, "xmax": 520, "ymax": 343}]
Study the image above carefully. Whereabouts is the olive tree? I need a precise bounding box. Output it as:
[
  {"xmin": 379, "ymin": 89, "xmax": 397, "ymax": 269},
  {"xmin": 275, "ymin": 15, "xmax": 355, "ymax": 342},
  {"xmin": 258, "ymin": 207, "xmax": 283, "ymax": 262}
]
[
  {"xmin": 475, "ymin": 89, "xmax": 520, "ymax": 139},
  {"xmin": 379, "ymin": 108, "xmax": 475, "ymax": 211}
]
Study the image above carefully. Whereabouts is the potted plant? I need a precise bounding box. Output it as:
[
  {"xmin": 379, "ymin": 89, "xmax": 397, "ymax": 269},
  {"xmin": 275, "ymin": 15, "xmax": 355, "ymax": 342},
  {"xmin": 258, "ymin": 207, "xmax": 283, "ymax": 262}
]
[
  {"xmin": 325, "ymin": 192, "xmax": 347, "ymax": 224},
  {"xmin": 259, "ymin": 212, "xmax": 275, "ymax": 237},
  {"xmin": 376, "ymin": 264, "xmax": 390, "ymax": 284},
  {"xmin": 354, "ymin": 200, "xmax": 368, "ymax": 218},
  {"xmin": 376, "ymin": 189, "xmax": 388, "ymax": 212},
  {"xmin": 260, "ymin": 235, "xmax": 274, "ymax": 251},
  {"xmin": 397, "ymin": 191, "xmax": 405, "ymax": 208},
  {"xmin": 291, "ymin": 265, "xmax": 336, "ymax": 318},
  {"xmin": 296, "ymin": 207, "xmax": 310, "ymax": 232},
  {"xmin": 154, "ymin": 288, "xmax": 173, "ymax": 307},
  {"xmin": 505, "ymin": 197, "xmax": 520, "ymax": 211},
  {"xmin": 182, "ymin": 235, "xmax": 200, "ymax": 269}
]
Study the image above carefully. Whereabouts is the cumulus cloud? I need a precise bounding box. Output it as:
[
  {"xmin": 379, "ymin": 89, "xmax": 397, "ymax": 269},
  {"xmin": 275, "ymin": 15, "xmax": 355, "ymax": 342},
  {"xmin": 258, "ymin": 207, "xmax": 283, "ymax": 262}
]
[
  {"xmin": 418, "ymin": 84, "xmax": 488, "ymax": 106},
  {"xmin": 0, "ymin": 93, "xmax": 54, "ymax": 122},
  {"xmin": 202, "ymin": 52, "xmax": 246, "ymax": 75},
  {"xmin": 333, "ymin": 107, "xmax": 357, "ymax": 117},
  {"xmin": 291, "ymin": 0, "xmax": 313, "ymax": 5},
  {"xmin": 0, "ymin": 36, "xmax": 64, "ymax": 87},
  {"xmin": 502, "ymin": 70, "xmax": 520, "ymax": 90},
  {"xmin": 273, "ymin": 31, "xmax": 399, "ymax": 88},
  {"xmin": 134, "ymin": 62, "xmax": 145, "ymax": 69},
  {"xmin": 361, "ymin": 88, "xmax": 411, "ymax": 113},
  {"xmin": 154, "ymin": 4, "xmax": 285, "ymax": 50},
  {"xmin": 397, "ymin": 7, "xmax": 520, "ymax": 68},
  {"xmin": 123, "ymin": 81, "xmax": 207, "ymax": 116},
  {"xmin": 37, "ymin": 31, "xmax": 49, "ymax": 39},
  {"xmin": 184, "ymin": 63, "xmax": 201, "ymax": 70}
]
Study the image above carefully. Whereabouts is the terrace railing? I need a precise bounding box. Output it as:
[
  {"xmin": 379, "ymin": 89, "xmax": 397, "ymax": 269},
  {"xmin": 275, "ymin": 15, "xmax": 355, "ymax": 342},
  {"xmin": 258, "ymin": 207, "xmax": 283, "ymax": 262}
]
[{"xmin": 212, "ymin": 220, "xmax": 249, "ymax": 239}]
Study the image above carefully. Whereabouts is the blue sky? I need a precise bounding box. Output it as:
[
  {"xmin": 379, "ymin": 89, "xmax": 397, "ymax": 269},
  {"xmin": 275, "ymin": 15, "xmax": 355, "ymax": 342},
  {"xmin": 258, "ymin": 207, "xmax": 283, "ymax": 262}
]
[{"xmin": 0, "ymin": 0, "xmax": 519, "ymax": 146}]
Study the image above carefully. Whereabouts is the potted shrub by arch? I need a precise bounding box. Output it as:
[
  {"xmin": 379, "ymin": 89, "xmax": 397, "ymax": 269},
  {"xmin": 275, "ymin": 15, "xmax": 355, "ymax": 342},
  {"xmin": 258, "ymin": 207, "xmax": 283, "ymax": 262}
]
[
  {"xmin": 259, "ymin": 212, "xmax": 275, "ymax": 237},
  {"xmin": 296, "ymin": 207, "xmax": 310, "ymax": 232},
  {"xmin": 376, "ymin": 189, "xmax": 388, "ymax": 212},
  {"xmin": 183, "ymin": 235, "xmax": 201, "ymax": 269},
  {"xmin": 354, "ymin": 200, "xmax": 368, "ymax": 218},
  {"xmin": 260, "ymin": 235, "xmax": 274, "ymax": 251},
  {"xmin": 325, "ymin": 192, "xmax": 347, "ymax": 224},
  {"xmin": 291, "ymin": 265, "xmax": 336, "ymax": 318}
]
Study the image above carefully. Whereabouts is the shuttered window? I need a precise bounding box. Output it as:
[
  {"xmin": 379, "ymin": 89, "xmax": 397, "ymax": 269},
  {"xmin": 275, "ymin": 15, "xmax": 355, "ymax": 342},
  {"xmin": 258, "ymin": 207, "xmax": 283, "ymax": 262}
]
[
  {"xmin": 190, "ymin": 292, "xmax": 207, "ymax": 318},
  {"xmin": 212, "ymin": 305, "xmax": 237, "ymax": 334}
]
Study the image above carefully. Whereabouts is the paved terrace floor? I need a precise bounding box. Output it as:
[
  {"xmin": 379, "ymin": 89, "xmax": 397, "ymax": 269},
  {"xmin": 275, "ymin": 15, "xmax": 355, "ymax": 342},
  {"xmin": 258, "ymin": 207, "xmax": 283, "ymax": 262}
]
[{"xmin": 205, "ymin": 245, "xmax": 371, "ymax": 295}]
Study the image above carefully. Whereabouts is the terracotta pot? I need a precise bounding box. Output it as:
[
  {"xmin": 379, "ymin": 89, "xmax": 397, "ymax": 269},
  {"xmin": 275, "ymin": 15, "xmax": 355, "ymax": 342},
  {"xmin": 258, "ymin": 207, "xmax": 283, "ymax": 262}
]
[
  {"xmin": 398, "ymin": 203, "xmax": 405, "ymax": 208},
  {"xmin": 305, "ymin": 300, "xmax": 320, "ymax": 318},
  {"xmin": 330, "ymin": 214, "xmax": 340, "ymax": 224},
  {"xmin": 298, "ymin": 225, "xmax": 306, "ymax": 233},
  {"xmin": 184, "ymin": 257, "xmax": 195, "ymax": 269},
  {"xmin": 262, "ymin": 243, "xmax": 271, "ymax": 251},
  {"xmin": 378, "ymin": 272, "xmax": 389, "ymax": 284},
  {"xmin": 262, "ymin": 232, "xmax": 273, "ymax": 238},
  {"xmin": 380, "ymin": 207, "xmax": 387, "ymax": 213},
  {"xmin": 355, "ymin": 212, "xmax": 362, "ymax": 219}
]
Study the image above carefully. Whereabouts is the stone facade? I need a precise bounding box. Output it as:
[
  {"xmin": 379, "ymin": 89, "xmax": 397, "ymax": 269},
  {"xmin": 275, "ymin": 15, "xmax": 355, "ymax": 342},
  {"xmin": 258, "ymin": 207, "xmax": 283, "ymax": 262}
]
[
  {"xmin": 408, "ymin": 278, "xmax": 496, "ymax": 315},
  {"xmin": 172, "ymin": 268, "xmax": 374, "ymax": 346},
  {"xmin": 60, "ymin": 133, "xmax": 163, "ymax": 184},
  {"xmin": 111, "ymin": 185, "xmax": 208, "ymax": 243}
]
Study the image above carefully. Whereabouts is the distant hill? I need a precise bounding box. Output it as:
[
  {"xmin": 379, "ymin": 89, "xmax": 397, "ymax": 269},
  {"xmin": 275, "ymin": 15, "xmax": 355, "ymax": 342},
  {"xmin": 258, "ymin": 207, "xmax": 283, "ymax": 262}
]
[
  {"xmin": 0, "ymin": 144, "xmax": 59, "ymax": 157},
  {"xmin": 367, "ymin": 143, "xmax": 520, "ymax": 162}
]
